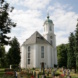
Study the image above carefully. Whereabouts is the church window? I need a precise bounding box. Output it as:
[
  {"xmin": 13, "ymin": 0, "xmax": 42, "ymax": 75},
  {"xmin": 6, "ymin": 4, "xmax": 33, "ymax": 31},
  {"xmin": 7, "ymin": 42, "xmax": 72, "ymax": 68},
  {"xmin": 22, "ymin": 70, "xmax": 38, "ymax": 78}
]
[
  {"xmin": 28, "ymin": 53, "xmax": 30, "ymax": 58},
  {"xmin": 28, "ymin": 46, "xmax": 30, "ymax": 64},
  {"xmin": 50, "ymin": 40, "xmax": 52, "ymax": 45},
  {"xmin": 49, "ymin": 26, "xmax": 52, "ymax": 31},
  {"xmin": 41, "ymin": 46, "xmax": 44, "ymax": 58},
  {"xmin": 50, "ymin": 36, "xmax": 52, "ymax": 39},
  {"xmin": 28, "ymin": 59, "xmax": 30, "ymax": 64},
  {"xmin": 28, "ymin": 46, "xmax": 30, "ymax": 58},
  {"xmin": 28, "ymin": 46, "xmax": 30, "ymax": 51}
]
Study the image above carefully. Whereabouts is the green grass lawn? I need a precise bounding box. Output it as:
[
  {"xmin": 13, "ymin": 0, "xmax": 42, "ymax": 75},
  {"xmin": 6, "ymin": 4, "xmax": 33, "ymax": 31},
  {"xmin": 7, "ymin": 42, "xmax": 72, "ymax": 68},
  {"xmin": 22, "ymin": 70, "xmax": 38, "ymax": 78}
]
[
  {"xmin": 0, "ymin": 68, "xmax": 5, "ymax": 77},
  {"xmin": 0, "ymin": 72, "xmax": 5, "ymax": 77}
]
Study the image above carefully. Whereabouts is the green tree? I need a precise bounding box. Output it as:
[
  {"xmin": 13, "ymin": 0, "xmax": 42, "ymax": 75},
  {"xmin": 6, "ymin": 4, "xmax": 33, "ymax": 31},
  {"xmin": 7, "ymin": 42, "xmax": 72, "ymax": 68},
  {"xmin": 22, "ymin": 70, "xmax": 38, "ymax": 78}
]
[
  {"xmin": 57, "ymin": 44, "xmax": 68, "ymax": 67},
  {"xmin": 75, "ymin": 20, "xmax": 78, "ymax": 72},
  {"xmin": 0, "ymin": 45, "xmax": 7, "ymax": 67},
  {"xmin": 7, "ymin": 37, "xmax": 21, "ymax": 67},
  {"xmin": 67, "ymin": 33, "xmax": 76, "ymax": 69},
  {"xmin": 0, "ymin": 0, "xmax": 16, "ymax": 45}
]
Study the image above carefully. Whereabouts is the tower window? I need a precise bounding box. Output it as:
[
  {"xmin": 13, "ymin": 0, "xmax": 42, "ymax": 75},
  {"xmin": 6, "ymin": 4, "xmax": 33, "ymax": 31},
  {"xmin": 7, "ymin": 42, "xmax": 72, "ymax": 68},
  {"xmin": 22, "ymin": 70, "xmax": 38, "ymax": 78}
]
[
  {"xmin": 49, "ymin": 26, "xmax": 52, "ymax": 31},
  {"xmin": 50, "ymin": 36, "xmax": 52, "ymax": 39},
  {"xmin": 41, "ymin": 46, "xmax": 44, "ymax": 58},
  {"xmin": 50, "ymin": 40, "xmax": 52, "ymax": 45}
]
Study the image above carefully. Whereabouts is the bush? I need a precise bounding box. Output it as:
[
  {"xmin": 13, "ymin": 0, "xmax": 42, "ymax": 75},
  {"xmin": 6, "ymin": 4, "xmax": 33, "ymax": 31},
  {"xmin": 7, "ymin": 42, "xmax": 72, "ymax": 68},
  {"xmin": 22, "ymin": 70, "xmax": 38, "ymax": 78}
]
[
  {"xmin": 38, "ymin": 72, "xmax": 43, "ymax": 75},
  {"xmin": 32, "ymin": 68, "xmax": 35, "ymax": 70},
  {"xmin": 12, "ymin": 64, "xmax": 18, "ymax": 69},
  {"xmin": 5, "ymin": 72, "xmax": 14, "ymax": 76},
  {"xmin": 20, "ymin": 71, "xmax": 32, "ymax": 78},
  {"xmin": 54, "ymin": 64, "xmax": 57, "ymax": 68},
  {"xmin": 54, "ymin": 72, "xmax": 60, "ymax": 76},
  {"xmin": 5, "ymin": 68, "xmax": 14, "ymax": 72}
]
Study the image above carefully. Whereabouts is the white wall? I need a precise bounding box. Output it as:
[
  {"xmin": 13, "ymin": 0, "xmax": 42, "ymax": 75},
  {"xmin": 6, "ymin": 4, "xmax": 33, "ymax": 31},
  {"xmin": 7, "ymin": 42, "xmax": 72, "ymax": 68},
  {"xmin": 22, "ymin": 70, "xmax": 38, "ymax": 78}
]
[
  {"xmin": 26, "ymin": 44, "xmax": 34, "ymax": 68},
  {"xmin": 33, "ymin": 44, "xmax": 54, "ymax": 68},
  {"xmin": 44, "ymin": 23, "xmax": 54, "ymax": 34},
  {"xmin": 20, "ymin": 45, "xmax": 26, "ymax": 68},
  {"xmin": 33, "ymin": 44, "xmax": 38, "ymax": 68},
  {"xmin": 37, "ymin": 44, "xmax": 48, "ymax": 68},
  {"xmin": 21, "ymin": 43, "xmax": 56, "ymax": 69},
  {"xmin": 47, "ymin": 45, "xmax": 51, "ymax": 67}
]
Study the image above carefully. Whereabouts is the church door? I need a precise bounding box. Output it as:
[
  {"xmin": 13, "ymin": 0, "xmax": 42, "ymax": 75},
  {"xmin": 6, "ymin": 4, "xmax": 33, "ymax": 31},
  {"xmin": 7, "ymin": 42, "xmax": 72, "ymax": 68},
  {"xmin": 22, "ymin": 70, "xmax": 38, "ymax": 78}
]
[{"xmin": 41, "ymin": 62, "xmax": 44, "ymax": 69}]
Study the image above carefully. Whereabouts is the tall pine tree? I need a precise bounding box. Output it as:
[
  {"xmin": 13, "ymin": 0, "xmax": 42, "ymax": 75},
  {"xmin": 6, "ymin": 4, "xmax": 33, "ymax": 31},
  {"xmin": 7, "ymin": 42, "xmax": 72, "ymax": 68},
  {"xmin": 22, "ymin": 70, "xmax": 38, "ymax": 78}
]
[
  {"xmin": 75, "ymin": 19, "xmax": 78, "ymax": 72},
  {"xmin": 67, "ymin": 33, "xmax": 76, "ymax": 69},
  {"xmin": 57, "ymin": 44, "xmax": 67, "ymax": 67},
  {"xmin": 7, "ymin": 37, "xmax": 21, "ymax": 67}
]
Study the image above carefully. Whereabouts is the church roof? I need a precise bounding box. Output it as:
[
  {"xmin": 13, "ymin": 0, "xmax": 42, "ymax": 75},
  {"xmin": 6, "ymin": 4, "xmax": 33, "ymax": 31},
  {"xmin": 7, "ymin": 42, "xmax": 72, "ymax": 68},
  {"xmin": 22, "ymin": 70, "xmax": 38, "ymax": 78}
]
[{"xmin": 23, "ymin": 31, "xmax": 51, "ymax": 45}]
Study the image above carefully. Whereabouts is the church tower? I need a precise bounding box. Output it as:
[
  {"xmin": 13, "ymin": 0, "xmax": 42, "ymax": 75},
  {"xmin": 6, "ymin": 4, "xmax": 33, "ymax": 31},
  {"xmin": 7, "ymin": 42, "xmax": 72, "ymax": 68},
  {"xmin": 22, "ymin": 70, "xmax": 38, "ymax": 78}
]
[
  {"xmin": 43, "ymin": 14, "xmax": 57, "ymax": 65},
  {"xmin": 43, "ymin": 14, "xmax": 55, "ymax": 47}
]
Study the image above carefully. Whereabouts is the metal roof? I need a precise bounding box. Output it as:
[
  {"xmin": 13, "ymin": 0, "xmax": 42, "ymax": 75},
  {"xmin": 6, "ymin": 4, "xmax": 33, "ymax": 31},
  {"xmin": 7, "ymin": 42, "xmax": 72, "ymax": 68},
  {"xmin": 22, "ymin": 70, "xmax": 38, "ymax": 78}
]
[{"xmin": 44, "ymin": 15, "xmax": 53, "ymax": 25}]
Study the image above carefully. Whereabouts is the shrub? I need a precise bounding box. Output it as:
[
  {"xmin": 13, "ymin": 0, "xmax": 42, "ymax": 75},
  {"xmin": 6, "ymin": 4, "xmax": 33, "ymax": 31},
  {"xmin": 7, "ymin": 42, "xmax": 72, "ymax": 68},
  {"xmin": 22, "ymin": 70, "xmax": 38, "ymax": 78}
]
[
  {"xmin": 5, "ymin": 68, "xmax": 14, "ymax": 72},
  {"xmin": 38, "ymin": 72, "xmax": 43, "ymax": 75},
  {"xmin": 54, "ymin": 64, "xmax": 57, "ymax": 68},
  {"xmin": 54, "ymin": 72, "xmax": 60, "ymax": 76},
  {"xmin": 5, "ymin": 72, "xmax": 14, "ymax": 76},
  {"xmin": 32, "ymin": 68, "xmax": 35, "ymax": 70}
]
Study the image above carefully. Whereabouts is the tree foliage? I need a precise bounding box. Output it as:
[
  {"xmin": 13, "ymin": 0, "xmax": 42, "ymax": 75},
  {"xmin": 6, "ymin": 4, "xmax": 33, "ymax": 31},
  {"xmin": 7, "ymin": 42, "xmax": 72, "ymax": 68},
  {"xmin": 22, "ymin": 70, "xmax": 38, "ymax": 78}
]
[
  {"xmin": 67, "ymin": 33, "xmax": 76, "ymax": 69},
  {"xmin": 75, "ymin": 20, "xmax": 78, "ymax": 72},
  {"xmin": 0, "ymin": 45, "xmax": 7, "ymax": 67},
  {"xmin": 0, "ymin": 0, "xmax": 16, "ymax": 45},
  {"xmin": 7, "ymin": 37, "xmax": 21, "ymax": 67},
  {"xmin": 57, "ymin": 44, "xmax": 68, "ymax": 67}
]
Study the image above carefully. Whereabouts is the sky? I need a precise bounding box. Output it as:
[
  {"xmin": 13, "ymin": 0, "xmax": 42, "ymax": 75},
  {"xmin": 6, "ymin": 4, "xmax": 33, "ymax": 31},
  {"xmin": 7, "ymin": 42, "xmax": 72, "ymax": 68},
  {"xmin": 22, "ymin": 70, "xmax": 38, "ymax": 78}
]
[{"xmin": 5, "ymin": 0, "xmax": 78, "ymax": 51}]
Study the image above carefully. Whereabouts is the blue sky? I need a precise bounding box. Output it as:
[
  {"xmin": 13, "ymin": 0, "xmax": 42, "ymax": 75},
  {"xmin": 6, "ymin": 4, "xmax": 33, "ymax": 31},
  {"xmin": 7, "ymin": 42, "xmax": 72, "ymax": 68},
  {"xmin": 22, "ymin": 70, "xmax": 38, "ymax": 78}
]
[{"xmin": 5, "ymin": 0, "xmax": 78, "ymax": 51}]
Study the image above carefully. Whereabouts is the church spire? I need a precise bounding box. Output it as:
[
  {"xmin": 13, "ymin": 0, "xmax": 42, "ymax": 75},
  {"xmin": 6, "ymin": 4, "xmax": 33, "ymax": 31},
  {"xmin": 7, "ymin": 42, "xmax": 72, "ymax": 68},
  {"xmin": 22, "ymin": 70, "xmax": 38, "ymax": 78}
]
[{"xmin": 47, "ymin": 12, "xmax": 49, "ymax": 19}]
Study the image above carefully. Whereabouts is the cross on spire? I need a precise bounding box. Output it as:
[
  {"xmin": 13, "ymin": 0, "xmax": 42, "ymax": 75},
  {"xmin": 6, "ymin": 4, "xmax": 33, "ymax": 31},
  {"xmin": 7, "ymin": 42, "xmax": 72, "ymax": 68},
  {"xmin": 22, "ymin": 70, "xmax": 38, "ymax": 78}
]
[{"xmin": 47, "ymin": 12, "xmax": 49, "ymax": 19}]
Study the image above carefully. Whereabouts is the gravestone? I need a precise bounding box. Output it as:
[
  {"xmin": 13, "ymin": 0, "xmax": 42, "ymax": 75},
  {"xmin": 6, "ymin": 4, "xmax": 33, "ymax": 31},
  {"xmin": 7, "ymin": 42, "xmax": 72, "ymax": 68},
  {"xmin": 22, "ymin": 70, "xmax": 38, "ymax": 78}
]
[{"xmin": 10, "ymin": 65, "xmax": 12, "ymax": 69}]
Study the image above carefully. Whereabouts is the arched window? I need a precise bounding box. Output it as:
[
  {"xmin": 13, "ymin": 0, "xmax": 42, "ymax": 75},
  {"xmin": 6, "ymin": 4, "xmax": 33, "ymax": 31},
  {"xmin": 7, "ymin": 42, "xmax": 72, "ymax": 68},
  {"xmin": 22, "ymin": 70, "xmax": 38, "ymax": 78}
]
[
  {"xmin": 50, "ymin": 36, "xmax": 52, "ymax": 39},
  {"xmin": 28, "ymin": 46, "xmax": 30, "ymax": 64},
  {"xmin": 49, "ymin": 26, "xmax": 52, "ymax": 31},
  {"xmin": 50, "ymin": 40, "xmax": 52, "ymax": 45},
  {"xmin": 28, "ymin": 46, "xmax": 30, "ymax": 51},
  {"xmin": 41, "ymin": 46, "xmax": 44, "ymax": 58}
]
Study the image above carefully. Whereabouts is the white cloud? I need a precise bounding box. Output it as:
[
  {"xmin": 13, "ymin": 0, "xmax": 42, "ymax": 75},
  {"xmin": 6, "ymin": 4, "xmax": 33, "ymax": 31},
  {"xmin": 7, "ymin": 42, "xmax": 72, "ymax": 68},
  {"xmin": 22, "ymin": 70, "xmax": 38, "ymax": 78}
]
[
  {"xmin": 55, "ymin": 31, "xmax": 69, "ymax": 45},
  {"xmin": 6, "ymin": 0, "xmax": 51, "ymax": 10},
  {"xmin": 6, "ymin": 0, "xmax": 19, "ymax": 4},
  {"xmin": 48, "ymin": 3, "xmax": 78, "ymax": 45},
  {"xmin": 5, "ymin": 1, "xmax": 78, "ymax": 51},
  {"xmin": 21, "ymin": 0, "xmax": 51, "ymax": 9},
  {"xmin": 8, "ymin": 9, "xmax": 43, "ymax": 45}
]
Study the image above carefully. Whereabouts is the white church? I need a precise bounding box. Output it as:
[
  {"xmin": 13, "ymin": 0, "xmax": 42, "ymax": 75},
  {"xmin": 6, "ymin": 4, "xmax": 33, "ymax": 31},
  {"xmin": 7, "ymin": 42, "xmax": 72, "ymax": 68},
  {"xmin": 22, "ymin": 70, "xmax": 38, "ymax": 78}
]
[{"xmin": 20, "ymin": 15, "xmax": 57, "ymax": 69}]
